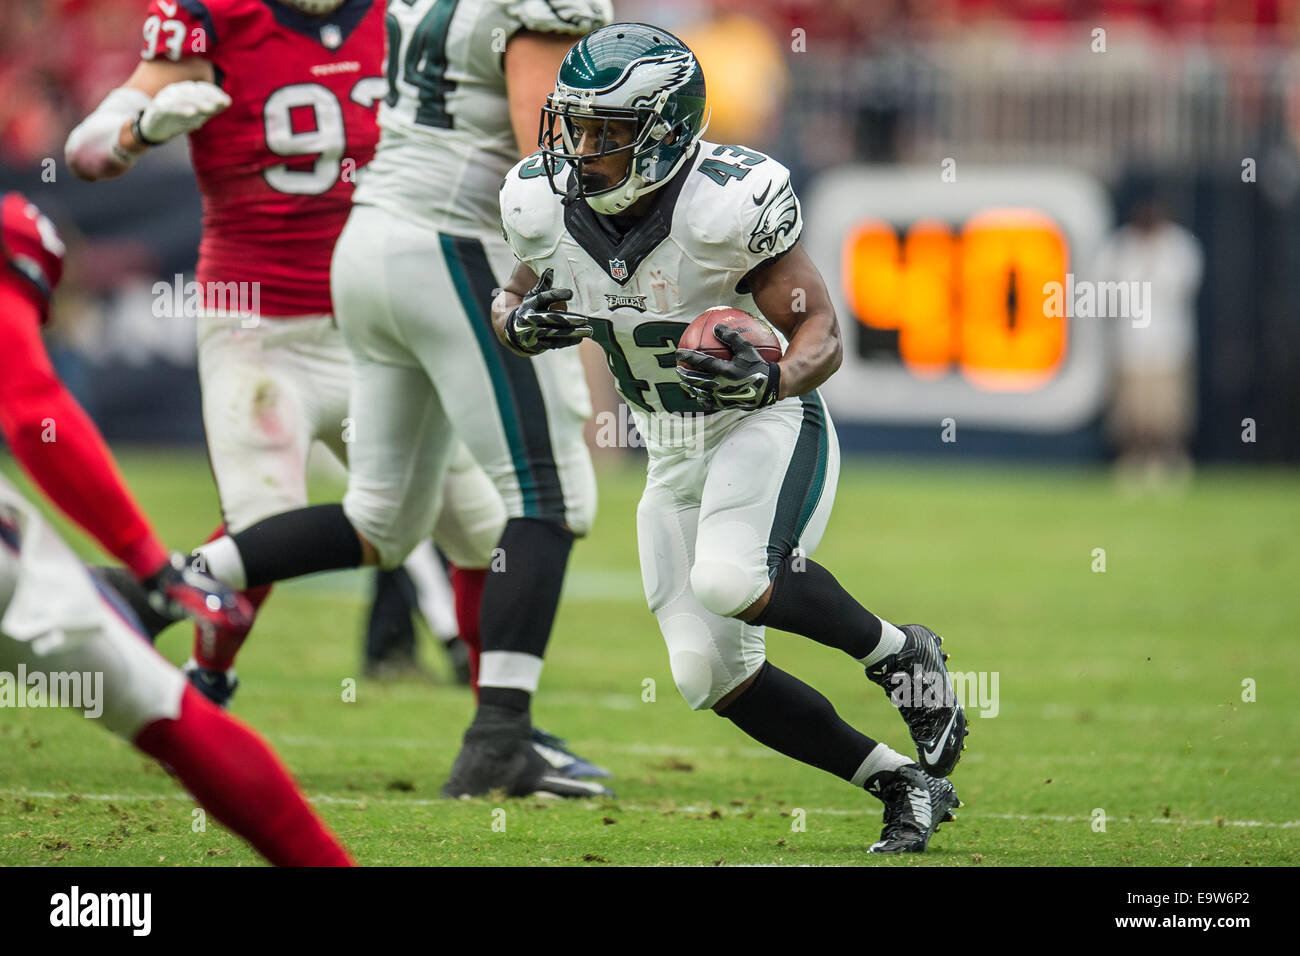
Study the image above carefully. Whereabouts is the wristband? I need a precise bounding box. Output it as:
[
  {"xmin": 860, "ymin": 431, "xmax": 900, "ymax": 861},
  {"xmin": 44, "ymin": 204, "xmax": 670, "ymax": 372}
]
[
  {"xmin": 761, "ymin": 361, "xmax": 782, "ymax": 407},
  {"xmin": 131, "ymin": 110, "xmax": 166, "ymax": 148}
]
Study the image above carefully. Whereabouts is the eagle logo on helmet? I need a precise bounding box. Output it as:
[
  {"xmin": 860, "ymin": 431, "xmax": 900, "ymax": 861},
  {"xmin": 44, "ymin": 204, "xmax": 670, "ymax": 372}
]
[
  {"xmin": 603, "ymin": 51, "xmax": 698, "ymax": 105},
  {"xmin": 553, "ymin": 51, "xmax": 696, "ymax": 110}
]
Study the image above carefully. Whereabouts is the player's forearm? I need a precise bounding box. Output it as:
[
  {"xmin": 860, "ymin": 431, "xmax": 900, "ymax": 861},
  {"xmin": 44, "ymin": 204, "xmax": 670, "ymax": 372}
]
[
  {"xmin": 775, "ymin": 310, "xmax": 843, "ymax": 399},
  {"xmin": 65, "ymin": 88, "xmax": 153, "ymax": 181},
  {"xmin": 505, "ymin": 31, "xmax": 586, "ymax": 158},
  {"xmin": 491, "ymin": 289, "xmax": 528, "ymax": 354}
]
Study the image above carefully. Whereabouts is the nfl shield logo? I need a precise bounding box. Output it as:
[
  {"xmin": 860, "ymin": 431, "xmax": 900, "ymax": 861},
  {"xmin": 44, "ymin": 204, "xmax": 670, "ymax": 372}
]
[
  {"xmin": 609, "ymin": 258, "xmax": 628, "ymax": 280},
  {"xmin": 321, "ymin": 24, "xmax": 342, "ymax": 49}
]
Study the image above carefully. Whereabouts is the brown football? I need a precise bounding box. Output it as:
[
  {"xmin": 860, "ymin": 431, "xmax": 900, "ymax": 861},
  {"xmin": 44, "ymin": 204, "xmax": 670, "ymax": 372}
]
[{"xmin": 677, "ymin": 307, "xmax": 783, "ymax": 363}]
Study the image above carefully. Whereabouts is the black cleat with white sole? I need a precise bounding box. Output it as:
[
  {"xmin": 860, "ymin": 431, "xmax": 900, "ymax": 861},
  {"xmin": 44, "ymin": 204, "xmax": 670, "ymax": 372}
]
[
  {"xmin": 441, "ymin": 705, "xmax": 614, "ymax": 800},
  {"xmin": 866, "ymin": 763, "xmax": 961, "ymax": 854},
  {"xmin": 182, "ymin": 659, "xmax": 239, "ymax": 708},
  {"xmin": 865, "ymin": 624, "xmax": 968, "ymax": 777}
]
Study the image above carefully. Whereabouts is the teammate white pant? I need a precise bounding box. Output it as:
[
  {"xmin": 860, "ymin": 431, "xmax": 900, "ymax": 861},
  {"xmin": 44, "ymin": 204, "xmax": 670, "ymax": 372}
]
[
  {"xmin": 636, "ymin": 395, "xmax": 840, "ymax": 710},
  {"xmin": 196, "ymin": 311, "xmax": 505, "ymax": 569},
  {"xmin": 0, "ymin": 476, "xmax": 185, "ymax": 738},
  {"xmin": 198, "ymin": 313, "xmax": 352, "ymax": 533},
  {"xmin": 332, "ymin": 205, "xmax": 597, "ymax": 570}
]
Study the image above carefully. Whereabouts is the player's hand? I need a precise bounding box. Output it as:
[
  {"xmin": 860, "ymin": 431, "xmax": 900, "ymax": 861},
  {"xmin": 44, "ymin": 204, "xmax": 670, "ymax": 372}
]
[
  {"xmin": 504, "ymin": 267, "xmax": 593, "ymax": 355},
  {"xmin": 143, "ymin": 552, "xmax": 253, "ymax": 634},
  {"xmin": 135, "ymin": 81, "xmax": 231, "ymax": 145},
  {"xmin": 675, "ymin": 324, "xmax": 782, "ymax": 411}
]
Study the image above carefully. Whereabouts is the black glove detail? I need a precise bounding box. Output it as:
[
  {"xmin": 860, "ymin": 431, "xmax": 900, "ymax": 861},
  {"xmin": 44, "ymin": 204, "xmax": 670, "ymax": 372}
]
[
  {"xmin": 675, "ymin": 324, "xmax": 782, "ymax": 411},
  {"xmin": 504, "ymin": 267, "xmax": 593, "ymax": 355}
]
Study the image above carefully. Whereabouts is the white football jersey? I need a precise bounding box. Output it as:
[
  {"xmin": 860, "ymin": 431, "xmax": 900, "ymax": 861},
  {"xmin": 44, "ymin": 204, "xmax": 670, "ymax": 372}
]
[
  {"xmin": 500, "ymin": 140, "xmax": 805, "ymax": 437},
  {"xmin": 355, "ymin": 0, "xmax": 612, "ymax": 235}
]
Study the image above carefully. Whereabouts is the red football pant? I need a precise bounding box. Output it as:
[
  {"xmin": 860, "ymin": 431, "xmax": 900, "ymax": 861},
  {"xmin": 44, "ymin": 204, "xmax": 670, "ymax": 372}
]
[
  {"xmin": 134, "ymin": 685, "xmax": 353, "ymax": 866},
  {"xmin": 450, "ymin": 564, "xmax": 485, "ymax": 697}
]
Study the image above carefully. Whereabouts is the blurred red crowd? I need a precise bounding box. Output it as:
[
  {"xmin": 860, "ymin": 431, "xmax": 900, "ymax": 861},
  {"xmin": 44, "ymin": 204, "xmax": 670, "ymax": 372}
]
[
  {"xmin": 0, "ymin": 0, "xmax": 141, "ymax": 166},
  {"xmin": 0, "ymin": 0, "xmax": 1292, "ymax": 166},
  {"xmin": 761, "ymin": 0, "xmax": 1289, "ymax": 45}
]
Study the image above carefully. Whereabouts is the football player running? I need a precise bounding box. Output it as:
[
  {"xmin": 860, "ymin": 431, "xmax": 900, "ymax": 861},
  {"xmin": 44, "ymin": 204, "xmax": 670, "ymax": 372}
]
[
  {"xmin": 178, "ymin": 0, "xmax": 616, "ymax": 797},
  {"xmin": 61, "ymin": 0, "xmax": 529, "ymax": 744},
  {"xmin": 494, "ymin": 24, "xmax": 969, "ymax": 852},
  {"xmin": 0, "ymin": 193, "xmax": 352, "ymax": 866}
]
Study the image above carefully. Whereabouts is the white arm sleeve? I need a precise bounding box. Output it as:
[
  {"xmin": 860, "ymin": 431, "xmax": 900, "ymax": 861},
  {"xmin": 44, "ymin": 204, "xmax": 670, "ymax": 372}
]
[{"xmin": 64, "ymin": 87, "xmax": 153, "ymax": 181}]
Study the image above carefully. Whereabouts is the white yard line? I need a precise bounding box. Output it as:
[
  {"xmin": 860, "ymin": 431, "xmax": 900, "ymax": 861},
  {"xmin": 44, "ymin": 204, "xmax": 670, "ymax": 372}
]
[
  {"xmin": 1, "ymin": 787, "xmax": 1296, "ymax": 829},
  {"xmin": 262, "ymin": 735, "xmax": 1296, "ymax": 772}
]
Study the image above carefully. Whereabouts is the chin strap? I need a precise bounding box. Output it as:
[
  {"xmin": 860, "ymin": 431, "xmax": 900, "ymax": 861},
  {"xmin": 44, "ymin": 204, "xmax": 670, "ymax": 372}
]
[{"xmin": 584, "ymin": 139, "xmax": 701, "ymax": 215}]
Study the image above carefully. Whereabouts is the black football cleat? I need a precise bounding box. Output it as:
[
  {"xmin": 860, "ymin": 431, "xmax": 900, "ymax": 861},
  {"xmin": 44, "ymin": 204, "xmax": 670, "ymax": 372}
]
[
  {"xmin": 441, "ymin": 637, "xmax": 472, "ymax": 686},
  {"xmin": 532, "ymin": 727, "xmax": 613, "ymax": 780},
  {"xmin": 866, "ymin": 763, "xmax": 961, "ymax": 854},
  {"xmin": 182, "ymin": 659, "xmax": 240, "ymax": 708},
  {"xmin": 92, "ymin": 565, "xmax": 178, "ymax": 641},
  {"xmin": 865, "ymin": 624, "xmax": 968, "ymax": 777},
  {"xmin": 442, "ymin": 706, "xmax": 614, "ymax": 799}
]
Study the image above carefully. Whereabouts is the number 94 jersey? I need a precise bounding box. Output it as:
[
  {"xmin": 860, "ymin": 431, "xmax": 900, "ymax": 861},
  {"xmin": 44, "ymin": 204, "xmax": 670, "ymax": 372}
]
[
  {"xmin": 139, "ymin": 0, "xmax": 386, "ymax": 316},
  {"xmin": 357, "ymin": 0, "xmax": 611, "ymax": 236},
  {"xmin": 500, "ymin": 141, "xmax": 804, "ymax": 433}
]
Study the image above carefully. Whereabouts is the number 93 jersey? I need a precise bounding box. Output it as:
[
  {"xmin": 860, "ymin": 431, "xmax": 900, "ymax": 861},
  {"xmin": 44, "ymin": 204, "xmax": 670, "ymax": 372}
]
[
  {"xmin": 355, "ymin": 0, "xmax": 612, "ymax": 236},
  {"xmin": 500, "ymin": 140, "xmax": 805, "ymax": 444},
  {"xmin": 139, "ymin": 0, "xmax": 386, "ymax": 316}
]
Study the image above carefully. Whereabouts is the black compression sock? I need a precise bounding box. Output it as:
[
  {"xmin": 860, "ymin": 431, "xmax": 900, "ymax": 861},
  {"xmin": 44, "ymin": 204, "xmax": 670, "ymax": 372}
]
[
  {"xmin": 477, "ymin": 517, "xmax": 574, "ymax": 698},
  {"xmin": 478, "ymin": 687, "xmax": 531, "ymax": 717},
  {"xmin": 753, "ymin": 556, "xmax": 883, "ymax": 659},
  {"xmin": 364, "ymin": 567, "xmax": 418, "ymax": 664},
  {"xmin": 720, "ymin": 662, "xmax": 879, "ymax": 782},
  {"xmin": 232, "ymin": 504, "xmax": 362, "ymax": 588}
]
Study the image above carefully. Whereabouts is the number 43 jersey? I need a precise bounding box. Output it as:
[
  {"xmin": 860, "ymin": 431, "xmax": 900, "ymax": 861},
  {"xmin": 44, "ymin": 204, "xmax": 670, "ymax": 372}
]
[
  {"xmin": 500, "ymin": 141, "xmax": 805, "ymax": 434},
  {"xmin": 354, "ymin": 0, "xmax": 612, "ymax": 236},
  {"xmin": 139, "ymin": 0, "xmax": 386, "ymax": 316}
]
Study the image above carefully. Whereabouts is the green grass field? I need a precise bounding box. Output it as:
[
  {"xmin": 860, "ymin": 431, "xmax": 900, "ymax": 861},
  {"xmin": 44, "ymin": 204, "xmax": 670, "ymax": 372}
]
[{"xmin": 1, "ymin": 450, "xmax": 1297, "ymax": 866}]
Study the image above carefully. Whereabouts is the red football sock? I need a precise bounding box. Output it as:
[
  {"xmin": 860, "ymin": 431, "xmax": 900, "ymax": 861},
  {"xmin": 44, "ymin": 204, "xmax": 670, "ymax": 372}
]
[
  {"xmin": 134, "ymin": 685, "xmax": 354, "ymax": 866},
  {"xmin": 192, "ymin": 524, "xmax": 272, "ymax": 671},
  {"xmin": 450, "ymin": 564, "xmax": 486, "ymax": 699}
]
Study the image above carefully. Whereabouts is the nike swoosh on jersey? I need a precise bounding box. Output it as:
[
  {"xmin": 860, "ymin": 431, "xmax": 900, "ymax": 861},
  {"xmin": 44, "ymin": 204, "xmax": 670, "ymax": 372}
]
[
  {"xmin": 923, "ymin": 710, "xmax": 959, "ymax": 765},
  {"xmin": 752, "ymin": 182, "xmax": 772, "ymax": 206}
]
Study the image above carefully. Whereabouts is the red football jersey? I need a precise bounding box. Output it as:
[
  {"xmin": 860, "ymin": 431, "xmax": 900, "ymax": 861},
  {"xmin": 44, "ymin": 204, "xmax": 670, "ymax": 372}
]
[{"xmin": 139, "ymin": 0, "xmax": 385, "ymax": 316}]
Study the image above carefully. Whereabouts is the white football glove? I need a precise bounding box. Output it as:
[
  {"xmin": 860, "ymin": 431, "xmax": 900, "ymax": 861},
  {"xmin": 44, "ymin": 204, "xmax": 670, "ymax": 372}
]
[{"xmin": 135, "ymin": 81, "xmax": 231, "ymax": 145}]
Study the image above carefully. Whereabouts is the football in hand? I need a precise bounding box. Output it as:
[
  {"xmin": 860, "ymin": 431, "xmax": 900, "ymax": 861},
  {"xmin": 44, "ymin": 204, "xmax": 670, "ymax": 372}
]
[{"xmin": 677, "ymin": 307, "xmax": 783, "ymax": 364}]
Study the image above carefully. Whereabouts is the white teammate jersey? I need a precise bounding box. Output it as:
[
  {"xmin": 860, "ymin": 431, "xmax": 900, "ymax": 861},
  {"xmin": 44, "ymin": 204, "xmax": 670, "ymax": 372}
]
[
  {"xmin": 354, "ymin": 0, "xmax": 612, "ymax": 235},
  {"xmin": 500, "ymin": 140, "xmax": 806, "ymax": 446}
]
